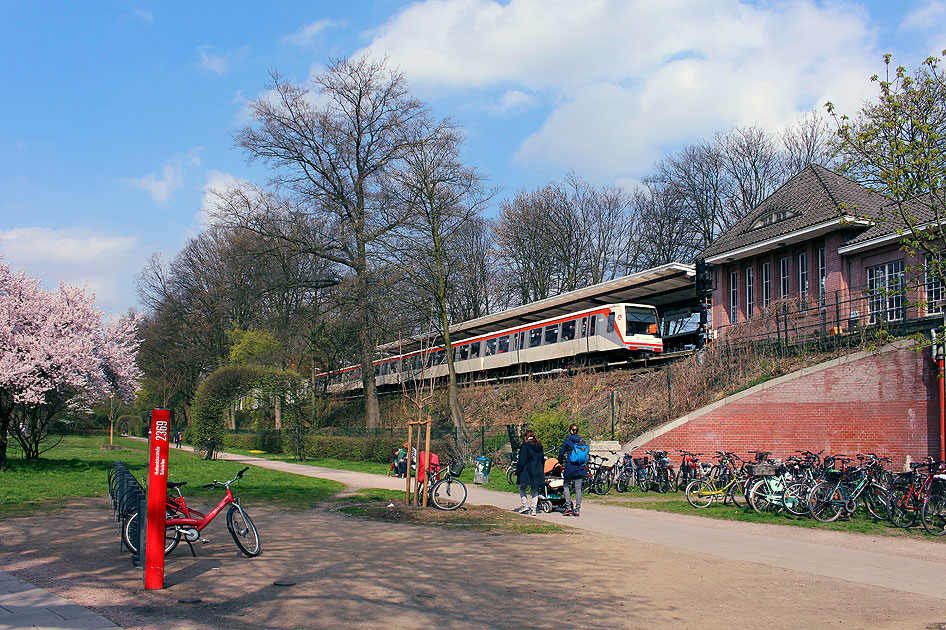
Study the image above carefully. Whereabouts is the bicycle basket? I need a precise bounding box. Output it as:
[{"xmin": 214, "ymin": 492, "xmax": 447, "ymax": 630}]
[
  {"xmin": 747, "ymin": 463, "xmax": 776, "ymax": 476},
  {"xmin": 842, "ymin": 468, "xmax": 862, "ymax": 483},
  {"xmin": 449, "ymin": 459, "xmax": 465, "ymax": 477},
  {"xmin": 633, "ymin": 457, "xmax": 649, "ymax": 466},
  {"xmin": 825, "ymin": 469, "xmax": 842, "ymax": 482}
]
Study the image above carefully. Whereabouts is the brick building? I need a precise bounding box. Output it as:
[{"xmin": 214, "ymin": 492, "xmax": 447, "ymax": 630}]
[
  {"xmin": 625, "ymin": 165, "xmax": 944, "ymax": 464},
  {"xmin": 700, "ymin": 164, "xmax": 944, "ymax": 336}
]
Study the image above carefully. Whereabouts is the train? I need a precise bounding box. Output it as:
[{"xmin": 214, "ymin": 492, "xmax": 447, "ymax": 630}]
[{"xmin": 319, "ymin": 303, "xmax": 662, "ymax": 394}]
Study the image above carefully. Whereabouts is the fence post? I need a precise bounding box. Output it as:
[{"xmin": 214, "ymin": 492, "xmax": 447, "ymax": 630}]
[
  {"xmin": 666, "ymin": 361, "xmax": 672, "ymax": 422},
  {"xmin": 480, "ymin": 425, "xmax": 486, "ymax": 456},
  {"xmin": 610, "ymin": 391, "xmax": 616, "ymax": 440}
]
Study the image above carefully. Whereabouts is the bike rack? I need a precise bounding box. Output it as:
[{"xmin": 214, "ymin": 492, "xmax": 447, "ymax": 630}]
[{"xmin": 108, "ymin": 461, "xmax": 146, "ymax": 563}]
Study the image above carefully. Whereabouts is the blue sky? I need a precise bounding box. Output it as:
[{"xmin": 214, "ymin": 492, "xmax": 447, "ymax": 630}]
[{"xmin": 1, "ymin": 0, "xmax": 944, "ymax": 315}]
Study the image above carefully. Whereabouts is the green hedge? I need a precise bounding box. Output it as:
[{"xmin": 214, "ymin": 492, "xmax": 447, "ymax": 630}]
[
  {"xmin": 296, "ymin": 435, "xmax": 455, "ymax": 463},
  {"xmin": 223, "ymin": 433, "xmax": 283, "ymax": 452}
]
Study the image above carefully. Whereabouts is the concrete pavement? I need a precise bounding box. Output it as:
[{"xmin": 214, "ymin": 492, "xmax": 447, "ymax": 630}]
[
  {"xmin": 206, "ymin": 448, "xmax": 946, "ymax": 601},
  {"xmin": 0, "ymin": 571, "xmax": 116, "ymax": 630}
]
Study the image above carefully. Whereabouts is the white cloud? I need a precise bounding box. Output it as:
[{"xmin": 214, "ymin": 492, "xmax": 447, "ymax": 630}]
[
  {"xmin": 197, "ymin": 45, "xmax": 232, "ymax": 75},
  {"xmin": 0, "ymin": 227, "xmax": 141, "ymax": 314},
  {"xmin": 282, "ymin": 18, "xmax": 345, "ymax": 47},
  {"xmin": 900, "ymin": 0, "xmax": 946, "ymax": 31},
  {"xmin": 126, "ymin": 148, "xmax": 202, "ymax": 205},
  {"xmin": 359, "ymin": 0, "xmax": 881, "ymax": 179},
  {"xmin": 199, "ymin": 171, "xmax": 255, "ymax": 226},
  {"xmin": 496, "ymin": 89, "xmax": 536, "ymax": 112}
]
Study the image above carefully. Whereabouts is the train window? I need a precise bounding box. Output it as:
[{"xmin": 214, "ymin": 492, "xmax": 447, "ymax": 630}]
[
  {"xmin": 607, "ymin": 312, "xmax": 615, "ymax": 333},
  {"xmin": 458, "ymin": 345, "xmax": 469, "ymax": 361},
  {"xmin": 625, "ymin": 308, "xmax": 658, "ymax": 335},
  {"xmin": 580, "ymin": 317, "xmax": 587, "ymax": 338},
  {"xmin": 517, "ymin": 332, "xmax": 524, "ymax": 350},
  {"xmin": 590, "ymin": 315, "xmax": 597, "ymax": 336},
  {"xmin": 529, "ymin": 328, "xmax": 542, "ymax": 348},
  {"xmin": 374, "ymin": 365, "xmax": 381, "ymax": 377},
  {"xmin": 562, "ymin": 320, "xmax": 576, "ymax": 341},
  {"xmin": 498, "ymin": 336, "xmax": 509, "ymax": 353},
  {"xmin": 436, "ymin": 349, "xmax": 445, "ymax": 364},
  {"xmin": 469, "ymin": 341, "xmax": 481, "ymax": 358},
  {"xmin": 485, "ymin": 338, "xmax": 496, "ymax": 356},
  {"xmin": 544, "ymin": 324, "xmax": 559, "ymax": 344}
]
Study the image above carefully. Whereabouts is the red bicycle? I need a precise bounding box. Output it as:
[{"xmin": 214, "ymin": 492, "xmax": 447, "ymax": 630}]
[{"xmin": 122, "ymin": 467, "xmax": 261, "ymax": 557}]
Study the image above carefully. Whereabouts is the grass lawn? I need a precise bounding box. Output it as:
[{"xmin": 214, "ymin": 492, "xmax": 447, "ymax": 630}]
[
  {"xmin": 600, "ymin": 492, "xmax": 944, "ymax": 539},
  {"xmin": 0, "ymin": 436, "xmax": 343, "ymax": 517}
]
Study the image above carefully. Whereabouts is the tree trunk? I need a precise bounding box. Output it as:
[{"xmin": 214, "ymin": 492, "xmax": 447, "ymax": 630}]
[{"xmin": 274, "ymin": 395, "xmax": 282, "ymax": 431}]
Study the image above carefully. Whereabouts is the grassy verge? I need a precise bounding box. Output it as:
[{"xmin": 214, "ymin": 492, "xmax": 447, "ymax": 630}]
[
  {"xmin": 603, "ymin": 494, "xmax": 944, "ymax": 539},
  {"xmin": 333, "ymin": 487, "xmax": 564, "ymax": 534},
  {"xmin": 0, "ymin": 436, "xmax": 343, "ymax": 517}
]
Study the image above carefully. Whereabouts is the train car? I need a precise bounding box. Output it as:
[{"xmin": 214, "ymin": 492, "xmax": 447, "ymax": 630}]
[{"xmin": 319, "ymin": 303, "xmax": 661, "ymax": 394}]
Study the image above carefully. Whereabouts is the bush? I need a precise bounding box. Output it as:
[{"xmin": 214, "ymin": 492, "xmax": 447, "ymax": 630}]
[
  {"xmin": 527, "ymin": 409, "xmax": 589, "ymax": 455},
  {"xmin": 222, "ymin": 432, "xmax": 283, "ymax": 453},
  {"xmin": 294, "ymin": 434, "xmax": 457, "ymax": 463}
]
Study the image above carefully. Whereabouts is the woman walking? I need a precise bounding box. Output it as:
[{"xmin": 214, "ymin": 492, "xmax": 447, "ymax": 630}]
[
  {"xmin": 558, "ymin": 424, "xmax": 588, "ymax": 517},
  {"xmin": 515, "ymin": 430, "xmax": 544, "ymax": 516}
]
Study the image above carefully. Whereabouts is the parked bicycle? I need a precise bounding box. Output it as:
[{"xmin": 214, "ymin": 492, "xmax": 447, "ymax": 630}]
[
  {"xmin": 886, "ymin": 459, "xmax": 946, "ymax": 529},
  {"xmin": 426, "ymin": 455, "xmax": 468, "ymax": 510},
  {"xmin": 123, "ymin": 466, "xmax": 260, "ymax": 557},
  {"xmin": 807, "ymin": 456, "xmax": 890, "ymax": 523}
]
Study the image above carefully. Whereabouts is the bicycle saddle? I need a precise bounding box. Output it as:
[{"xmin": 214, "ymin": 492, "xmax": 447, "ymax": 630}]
[{"xmin": 167, "ymin": 481, "xmax": 188, "ymax": 488}]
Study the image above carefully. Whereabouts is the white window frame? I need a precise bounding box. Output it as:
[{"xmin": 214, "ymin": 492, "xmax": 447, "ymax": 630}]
[
  {"xmin": 779, "ymin": 257, "xmax": 790, "ymax": 299},
  {"xmin": 866, "ymin": 260, "xmax": 904, "ymax": 323},
  {"xmin": 762, "ymin": 262, "xmax": 772, "ymax": 309},
  {"xmin": 798, "ymin": 252, "xmax": 809, "ymax": 303},
  {"xmin": 746, "ymin": 267, "xmax": 755, "ymax": 318},
  {"xmin": 729, "ymin": 270, "xmax": 738, "ymax": 324},
  {"xmin": 818, "ymin": 247, "xmax": 827, "ymax": 309},
  {"xmin": 926, "ymin": 254, "xmax": 945, "ymax": 315}
]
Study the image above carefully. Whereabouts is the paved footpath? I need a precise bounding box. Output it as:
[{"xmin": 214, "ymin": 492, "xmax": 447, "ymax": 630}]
[
  {"xmin": 7, "ymin": 443, "xmax": 945, "ymax": 629},
  {"xmin": 202, "ymin": 448, "xmax": 946, "ymax": 601},
  {"xmin": 0, "ymin": 571, "xmax": 116, "ymax": 630}
]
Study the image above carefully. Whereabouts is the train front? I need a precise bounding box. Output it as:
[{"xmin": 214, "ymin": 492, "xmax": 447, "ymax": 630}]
[{"xmin": 618, "ymin": 304, "xmax": 663, "ymax": 355}]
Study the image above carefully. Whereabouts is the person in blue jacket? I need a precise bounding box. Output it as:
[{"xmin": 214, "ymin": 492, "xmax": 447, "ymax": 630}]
[
  {"xmin": 558, "ymin": 423, "xmax": 587, "ymax": 516},
  {"xmin": 514, "ymin": 430, "xmax": 544, "ymax": 515}
]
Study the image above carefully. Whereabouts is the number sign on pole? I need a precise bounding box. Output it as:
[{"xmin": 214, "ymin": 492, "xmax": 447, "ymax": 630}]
[{"xmin": 144, "ymin": 408, "xmax": 170, "ymax": 589}]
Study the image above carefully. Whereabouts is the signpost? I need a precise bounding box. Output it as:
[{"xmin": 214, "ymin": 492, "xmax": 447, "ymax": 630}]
[{"xmin": 144, "ymin": 408, "xmax": 170, "ymax": 589}]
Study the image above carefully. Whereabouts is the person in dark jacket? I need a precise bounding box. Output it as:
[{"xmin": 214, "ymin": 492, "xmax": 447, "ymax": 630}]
[
  {"xmin": 515, "ymin": 430, "xmax": 545, "ymax": 515},
  {"xmin": 558, "ymin": 424, "xmax": 587, "ymax": 516}
]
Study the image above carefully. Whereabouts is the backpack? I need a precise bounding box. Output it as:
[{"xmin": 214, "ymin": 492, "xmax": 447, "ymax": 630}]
[{"xmin": 569, "ymin": 440, "xmax": 589, "ymax": 465}]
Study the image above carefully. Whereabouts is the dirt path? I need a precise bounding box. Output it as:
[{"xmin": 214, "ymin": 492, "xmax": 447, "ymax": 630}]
[{"xmin": 2, "ymin": 501, "xmax": 946, "ymax": 630}]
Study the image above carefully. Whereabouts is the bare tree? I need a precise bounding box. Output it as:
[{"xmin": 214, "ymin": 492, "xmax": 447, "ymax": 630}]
[
  {"xmin": 782, "ymin": 110, "xmax": 838, "ymax": 174},
  {"xmin": 234, "ymin": 56, "xmax": 427, "ymax": 428},
  {"xmin": 448, "ymin": 216, "xmax": 496, "ymax": 321},
  {"xmin": 385, "ymin": 115, "xmax": 490, "ymax": 449},
  {"xmin": 717, "ymin": 125, "xmax": 786, "ymax": 221},
  {"xmin": 634, "ymin": 183, "xmax": 700, "ymax": 267}
]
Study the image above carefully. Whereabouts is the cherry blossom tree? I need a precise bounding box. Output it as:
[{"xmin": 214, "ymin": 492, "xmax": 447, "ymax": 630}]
[{"xmin": 0, "ymin": 261, "xmax": 141, "ymax": 467}]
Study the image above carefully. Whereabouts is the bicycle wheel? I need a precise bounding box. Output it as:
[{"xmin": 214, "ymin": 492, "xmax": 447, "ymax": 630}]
[
  {"xmin": 863, "ymin": 484, "xmax": 890, "ymax": 521},
  {"xmin": 887, "ymin": 487, "xmax": 917, "ymax": 528},
  {"xmin": 781, "ymin": 482, "xmax": 809, "ymax": 517},
  {"xmin": 685, "ymin": 479, "xmax": 715, "ymax": 508},
  {"xmin": 808, "ymin": 482, "xmax": 843, "ymax": 523},
  {"xmin": 637, "ymin": 470, "xmax": 651, "ymax": 492},
  {"xmin": 593, "ymin": 471, "xmax": 612, "ymax": 495},
  {"xmin": 226, "ymin": 506, "xmax": 261, "ymax": 557},
  {"xmin": 724, "ymin": 478, "xmax": 747, "ymax": 508},
  {"xmin": 615, "ymin": 472, "xmax": 630, "ymax": 493},
  {"xmin": 430, "ymin": 478, "xmax": 467, "ymax": 510},
  {"xmin": 122, "ymin": 510, "xmax": 181, "ymax": 556},
  {"xmin": 656, "ymin": 469, "xmax": 672, "ymax": 494},
  {"xmin": 921, "ymin": 491, "xmax": 946, "ymax": 536},
  {"xmin": 506, "ymin": 465, "xmax": 516, "ymax": 486}
]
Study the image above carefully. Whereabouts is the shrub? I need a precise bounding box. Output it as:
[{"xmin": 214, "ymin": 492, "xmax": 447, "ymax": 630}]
[{"xmin": 527, "ymin": 409, "xmax": 590, "ymax": 455}]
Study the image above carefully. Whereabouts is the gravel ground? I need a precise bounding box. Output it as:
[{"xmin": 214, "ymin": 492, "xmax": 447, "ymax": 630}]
[{"xmin": 2, "ymin": 500, "xmax": 946, "ymax": 629}]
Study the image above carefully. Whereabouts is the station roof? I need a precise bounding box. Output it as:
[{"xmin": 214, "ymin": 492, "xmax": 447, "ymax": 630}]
[{"xmin": 381, "ymin": 262, "xmax": 696, "ymax": 355}]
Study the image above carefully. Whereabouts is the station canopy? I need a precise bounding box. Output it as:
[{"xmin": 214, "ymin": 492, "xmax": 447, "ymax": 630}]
[{"xmin": 379, "ymin": 262, "xmax": 696, "ymax": 357}]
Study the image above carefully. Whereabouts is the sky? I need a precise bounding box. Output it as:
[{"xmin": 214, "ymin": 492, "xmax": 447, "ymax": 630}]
[{"xmin": 1, "ymin": 0, "xmax": 945, "ymax": 315}]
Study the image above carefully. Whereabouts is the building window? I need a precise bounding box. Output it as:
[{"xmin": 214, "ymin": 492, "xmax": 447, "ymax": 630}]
[
  {"xmin": 779, "ymin": 257, "xmax": 790, "ymax": 299},
  {"xmin": 798, "ymin": 252, "xmax": 809, "ymax": 303},
  {"xmin": 762, "ymin": 262, "xmax": 772, "ymax": 309},
  {"xmin": 926, "ymin": 254, "xmax": 945, "ymax": 315},
  {"xmin": 867, "ymin": 260, "xmax": 904, "ymax": 323},
  {"xmin": 818, "ymin": 247, "xmax": 827, "ymax": 309},
  {"xmin": 746, "ymin": 267, "xmax": 755, "ymax": 318},
  {"xmin": 729, "ymin": 271, "xmax": 738, "ymax": 324}
]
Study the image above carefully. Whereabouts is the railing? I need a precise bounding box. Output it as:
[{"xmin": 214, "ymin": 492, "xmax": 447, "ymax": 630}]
[{"xmin": 108, "ymin": 461, "xmax": 144, "ymax": 559}]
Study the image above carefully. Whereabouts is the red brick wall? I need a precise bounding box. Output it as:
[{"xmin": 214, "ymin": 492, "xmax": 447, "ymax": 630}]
[{"xmin": 633, "ymin": 342, "xmax": 940, "ymax": 468}]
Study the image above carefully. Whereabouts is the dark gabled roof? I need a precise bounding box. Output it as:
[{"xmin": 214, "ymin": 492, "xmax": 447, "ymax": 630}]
[
  {"xmin": 699, "ymin": 165, "xmax": 889, "ymax": 261},
  {"xmin": 841, "ymin": 193, "xmax": 940, "ymax": 248}
]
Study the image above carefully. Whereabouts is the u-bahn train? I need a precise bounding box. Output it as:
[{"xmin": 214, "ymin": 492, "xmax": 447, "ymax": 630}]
[{"xmin": 319, "ymin": 303, "xmax": 662, "ymax": 394}]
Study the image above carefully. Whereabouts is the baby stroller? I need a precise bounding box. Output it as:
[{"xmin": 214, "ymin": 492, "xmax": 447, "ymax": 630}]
[{"xmin": 536, "ymin": 457, "xmax": 568, "ymax": 513}]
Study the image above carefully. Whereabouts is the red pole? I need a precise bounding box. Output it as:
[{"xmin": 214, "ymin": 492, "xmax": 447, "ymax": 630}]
[
  {"xmin": 936, "ymin": 360, "xmax": 946, "ymax": 461},
  {"xmin": 145, "ymin": 409, "xmax": 170, "ymax": 590}
]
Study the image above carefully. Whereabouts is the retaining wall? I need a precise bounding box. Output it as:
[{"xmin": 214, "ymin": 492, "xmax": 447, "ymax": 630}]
[{"xmin": 625, "ymin": 339, "xmax": 940, "ymax": 468}]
